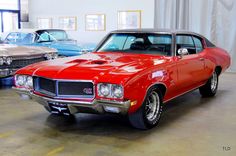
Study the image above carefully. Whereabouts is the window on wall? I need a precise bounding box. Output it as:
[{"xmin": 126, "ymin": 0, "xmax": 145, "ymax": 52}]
[
  {"xmin": 0, "ymin": 0, "xmax": 20, "ymax": 32},
  {"xmin": 2, "ymin": 12, "xmax": 18, "ymax": 32},
  {"xmin": 0, "ymin": 0, "xmax": 19, "ymax": 10},
  {"xmin": 85, "ymin": 14, "xmax": 106, "ymax": 31},
  {"xmin": 37, "ymin": 18, "xmax": 53, "ymax": 29},
  {"xmin": 59, "ymin": 17, "xmax": 77, "ymax": 31},
  {"xmin": 118, "ymin": 11, "xmax": 141, "ymax": 29}
]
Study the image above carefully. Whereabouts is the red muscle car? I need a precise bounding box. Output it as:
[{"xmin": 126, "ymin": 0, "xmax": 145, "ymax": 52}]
[{"xmin": 13, "ymin": 29, "xmax": 231, "ymax": 129}]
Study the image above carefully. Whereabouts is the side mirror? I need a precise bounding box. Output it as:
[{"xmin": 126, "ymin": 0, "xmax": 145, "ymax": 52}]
[{"xmin": 178, "ymin": 48, "xmax": 189, "ymax": 56}]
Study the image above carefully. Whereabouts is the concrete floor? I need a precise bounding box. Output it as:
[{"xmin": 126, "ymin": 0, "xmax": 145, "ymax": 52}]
[{"xmin": 0, "ymin": 73, "xmax": 236, "ymax": 156}]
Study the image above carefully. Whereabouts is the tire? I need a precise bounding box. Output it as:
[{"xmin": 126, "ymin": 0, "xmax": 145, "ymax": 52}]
[
  {"xmin": 128, "ymin": 87, "xmax": 163, "ymax": 130},
  {"xmin": 199, "ymin": 71, "xmax": 218, "ymax": 97}
]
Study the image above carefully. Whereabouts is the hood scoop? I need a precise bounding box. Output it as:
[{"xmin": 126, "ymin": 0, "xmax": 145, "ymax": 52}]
[
  {"xmin": 68, "ymin": 59, "xmax": 108, "ymax": 65},
  {"xmin": 90, "ymin": 60, "xmax": 107, "ymax": 65},
  {"xmin": 68, "ymin": 59, "xmax": 87, "ymax": 64}
]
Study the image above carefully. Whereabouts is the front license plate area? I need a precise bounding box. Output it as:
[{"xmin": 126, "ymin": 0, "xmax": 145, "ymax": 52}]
[{"xmin": 48, "ymin": 102, "xmax": 71, "ymax": 116}]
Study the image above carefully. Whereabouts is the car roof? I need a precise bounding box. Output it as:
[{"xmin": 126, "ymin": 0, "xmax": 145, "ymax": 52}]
[
  {"xmin": 7, "ymin": 29, "xmax": 66, "ymax": 34},
  {"xmin": 6, "ymin": 29, "xmax": 38, "ymax": 34},
  {"xmin": 111, "ymin": 28, "xmax": 204, "ymax": 38},
  {"xmin": 35, "ymin": 29, "xmax": 66, "ymax": 32}
]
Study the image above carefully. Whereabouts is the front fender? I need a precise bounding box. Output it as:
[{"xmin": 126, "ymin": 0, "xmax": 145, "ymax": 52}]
[{"xmin": 124, "ymin": 69, "xmax": 169, "ymax": 114}]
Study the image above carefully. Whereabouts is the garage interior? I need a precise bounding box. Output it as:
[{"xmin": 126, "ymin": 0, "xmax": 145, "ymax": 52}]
[{"xmin": 0, "ymin": 0, "xmax": 236, "ymax": 156}]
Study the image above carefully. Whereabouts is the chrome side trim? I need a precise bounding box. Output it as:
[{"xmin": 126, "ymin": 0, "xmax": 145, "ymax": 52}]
[{"xmin": 163, "ymin": 83, "xmax": 206, "ymax": 103}]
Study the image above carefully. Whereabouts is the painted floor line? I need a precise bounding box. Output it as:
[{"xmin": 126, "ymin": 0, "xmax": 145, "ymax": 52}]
[
  {"xmin": 46, "ymin": 146, "xmax": 65, "ymax": 156},
  {"xmin": 0, "ymin": 131, "xmax": 15, "ymax": 139}
]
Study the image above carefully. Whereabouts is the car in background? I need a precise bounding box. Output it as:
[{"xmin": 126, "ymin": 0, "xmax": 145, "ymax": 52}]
[
  {"xmin": 0, "ymin": 44, "xmax": 57, "ymax": 78},
  {"xmin": 0, "ymin": 36, "xmax": 3, "ymax": 44},
  {"xmin": 13, "ymin": 29, "xmax": 230, "ymax": 129},
  {"xmin": 3, "ymin": 29, "xmax": 96, "ymax": 57}
]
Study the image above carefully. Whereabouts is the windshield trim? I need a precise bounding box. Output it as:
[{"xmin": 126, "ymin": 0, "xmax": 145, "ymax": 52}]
[{"xmin": 95, "ymin": 32, "xmax": 174, "ymax": 56}]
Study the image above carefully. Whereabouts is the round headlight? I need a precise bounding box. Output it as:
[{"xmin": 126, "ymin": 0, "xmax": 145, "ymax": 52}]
[
  {"xmin": 112, "ymin": 85, "xmax": 123, "ymax": 98},
  {"xmin": 25, "ymin": 76, "xmax": 33, "ymax": 88},
  {"xmin": 16, "ymin": 75, "xmax": 25, "ymax": 86},
  {"xmin": 99, "ymin": 84, "xmax": 110, "ymax": 97},
  {"xmin": 45, "ymin": 53, "xmax": 53, "ymax": 60},
  {"xmin": 5, "ymin": 57, "xmax": 13, "ymax": 65},
  {"xmin": 0, "ymin": 57, "xmax": 4, "ymax": 65}
]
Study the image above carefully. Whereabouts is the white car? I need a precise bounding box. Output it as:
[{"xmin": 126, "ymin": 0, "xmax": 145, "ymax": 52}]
[{"xmin": 0, "ymin": 44, "xmax": 57, "ymax": 78}]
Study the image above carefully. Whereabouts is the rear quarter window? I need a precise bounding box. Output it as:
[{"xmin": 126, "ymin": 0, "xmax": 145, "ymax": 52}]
[{"xmin": 193, "ymin": 36, "xmax": 203, "ymax": 53}]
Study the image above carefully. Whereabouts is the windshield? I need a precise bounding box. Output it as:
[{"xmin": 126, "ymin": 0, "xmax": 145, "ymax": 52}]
[
  {"xmin": 36, "ymin": 30, "xmax": 70, "ymax": 42},
  {"xmin": 97, "ymin": 33, "xmax": 172, "ymax": 56},
  {"xmin": 5, "ymin": 32, "xmax": 35, "ymax": 44}
]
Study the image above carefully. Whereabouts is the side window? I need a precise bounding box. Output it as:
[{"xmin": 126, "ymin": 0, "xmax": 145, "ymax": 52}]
[
  {"xmin": 148, "ymin": 35, "xmax": 172, "ymax": 44},
  {"xmin": 6, "ymin": 32, "xmax": 19, "ymax": 42},
  {"xmin": 176, "ymin": 35, "xmax": 196, "ymax": 55},
  {"xmin": 6, "ymin": 32, "xmax": 28, "ymax": 43},
  {"xmin": 193, "ymin": 36, "xmax": 203, "ymax": 53},
  {"xmin": 22, "ymin": 33, "xmax": 35, "ymax": 44},
  {"xmin": 38, "ymin": 32, "xmax": 50, "ymax": 42},
  {"xmin": 49, "ymin": 31, "xmax": 68, "ymax": 41}
]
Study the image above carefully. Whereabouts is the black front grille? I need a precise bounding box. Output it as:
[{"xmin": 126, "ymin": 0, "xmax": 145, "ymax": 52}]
[
  {"xmin": 34, "ymin": 77, "xmax": 94, "ymax": 98},
  {"xmin": 38, "ymin": 77, "xmax": 56, "ymax": 95},
  {"xmin": 0, "ymin": 57, "xmax": 46, "ymax": 69},
  {"xmin": 58, "ymin": 81, "xmax": 94, "ymax": 96}
]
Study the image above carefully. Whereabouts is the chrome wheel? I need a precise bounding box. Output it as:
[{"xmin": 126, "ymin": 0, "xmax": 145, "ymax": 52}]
[
  {"xmin": 145, "ymin": 91, "xmax": 160, "ymax": 122},
  {"xmin": 211, "ymin": 71, "xmax": 218, "ymax": 92},
  {"xmin": 199, "ymin": 70, "xmax": 219, "ymax": 97},
  {"xmin": 129, "ymin": 87, "xmax": 163, "ymax": 129}
]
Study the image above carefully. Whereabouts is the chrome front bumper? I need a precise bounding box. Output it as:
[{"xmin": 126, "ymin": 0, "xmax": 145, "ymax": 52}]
[
  {"xmin": 0, "ymin": 69, "xmax": 17, "ymax": 78},
  {"xmin": 13, "ymin": 87, "xmax": 131, "ymax": 115}
]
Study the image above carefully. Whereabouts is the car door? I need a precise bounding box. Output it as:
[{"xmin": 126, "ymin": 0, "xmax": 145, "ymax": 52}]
[{"xmin": 175, "ymin": 34, "xmax": 206, "ymax": 93}]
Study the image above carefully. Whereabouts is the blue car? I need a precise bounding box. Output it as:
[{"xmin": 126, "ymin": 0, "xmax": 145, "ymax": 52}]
[{"xmin": 4, "ymin": 29, "xmax": 96, "ymax": 56}]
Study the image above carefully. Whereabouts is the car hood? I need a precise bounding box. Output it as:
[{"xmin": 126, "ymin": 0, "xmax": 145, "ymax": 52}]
[
  {"xmin": 0, "ymin": 44, "xmax": 56, "ymax": 57},
  {"xmin": 18, "ymin": 52, "xmax": 169, "ymax": 84},
  {"xmin": 50, "ymin": 42, "xmax": 82, "ymax": 51}
]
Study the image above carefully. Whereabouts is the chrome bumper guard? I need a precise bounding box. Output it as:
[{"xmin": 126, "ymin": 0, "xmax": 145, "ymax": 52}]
[{"xmin": 13, "ymin": 87, "xmax": 131, "ymax": 115}]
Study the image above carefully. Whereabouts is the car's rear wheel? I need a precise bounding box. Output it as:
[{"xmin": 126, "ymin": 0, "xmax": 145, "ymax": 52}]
[
  {"xmin": 128, "ymin": 87, "xmax": 163, "ymax": 130},
  {"xmin": 199, "ymin": 70, "xmax": 218, "ymax": 97}
]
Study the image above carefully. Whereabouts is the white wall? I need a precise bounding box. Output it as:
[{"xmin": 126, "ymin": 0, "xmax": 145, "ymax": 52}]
[{"xmin": 28, "ymin": 0, "xmax": 155, "ymax": 44}]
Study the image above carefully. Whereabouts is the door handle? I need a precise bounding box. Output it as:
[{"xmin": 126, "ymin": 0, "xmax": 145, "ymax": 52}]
[{"xmin": 199, "ymin": 58, "xmax": 204, "ymax": 61}]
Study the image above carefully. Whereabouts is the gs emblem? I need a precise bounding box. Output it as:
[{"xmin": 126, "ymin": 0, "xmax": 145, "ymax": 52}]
[{"xmin": 83, "ymin": 88, "xmax": 93, "ymax": 94}]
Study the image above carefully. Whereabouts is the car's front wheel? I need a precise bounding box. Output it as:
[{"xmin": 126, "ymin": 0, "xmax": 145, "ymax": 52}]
[
  {"xmin": 128, "ymin": 87, "xmax": 163, "ymax": 130},
  {"xmin": 199, "ymin": 70, "xmax": 218, "ymax": 97}
]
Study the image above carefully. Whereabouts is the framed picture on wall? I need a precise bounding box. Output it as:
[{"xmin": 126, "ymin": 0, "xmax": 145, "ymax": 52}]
[
  {"xmin": 59, "ymin": 17, "xmax": 77, "ymax": 31},
  {"xmin": 85, "ymin": 14, "xmax": 106, "ymax": 31},
  {"xmin": 37, "ymin": 18, "xmax": 53, "ymax": 29},
  {"xmin": 118, "ymin": 10, "xmax": 142, "ymax": 29}
]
